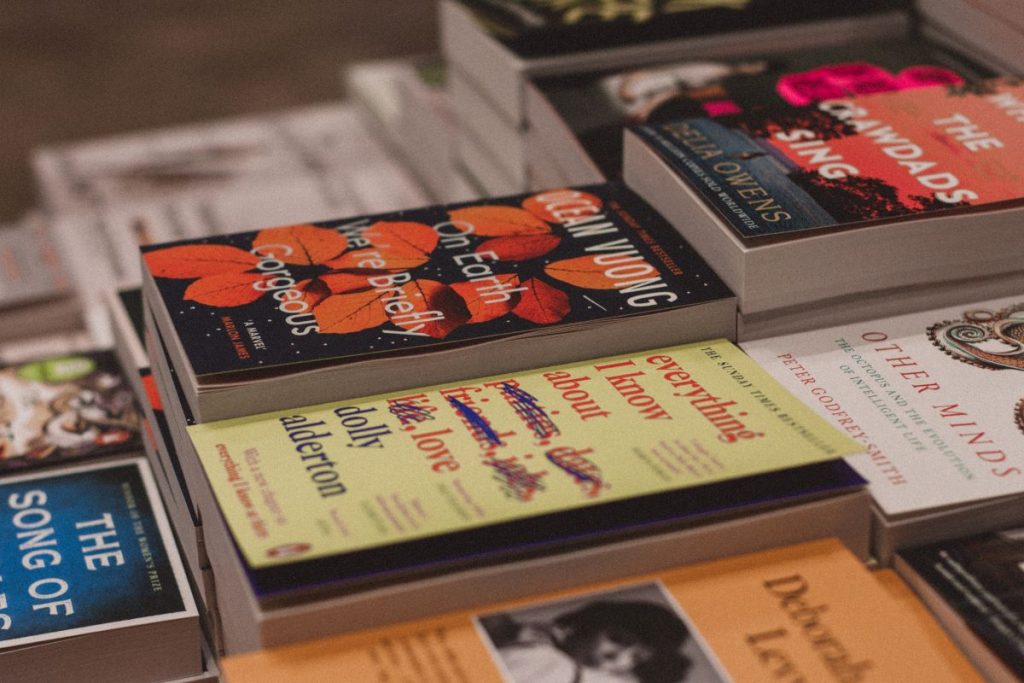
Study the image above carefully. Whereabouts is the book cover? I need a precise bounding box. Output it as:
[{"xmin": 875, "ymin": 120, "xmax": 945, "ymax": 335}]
[
  {"xmin": 142, "ymin": 184, "xmax": 732, "ymax": 378},
  {"xmin": 33, "ymin": 104, "xmax": 369, "ymax": 211},
  {"xmin": 899, "ymin": 528, "xmax": 1024, "ymax": 677},
  {"xmin": 742, "ymin": 295, "xmax": 1024, "ymax": 517},
  {"xmin": 0, "ymin": 459, "xmax": 192, "ymax": 648},
  {"xmin": 220, "ymin": 538, "xmax": 979, "ymax": 682},
  {"xmin": 537, "ymin": 38, "xmax": 991, "ymax": 177},
  {"xmin": 186, "ymin": 339, "xmax": 861, "ymax": 595},
  {"xmin": 631, "ymin": 77, "xmax": 1024, "ymax": 238},
  {"xmin": 458, "ymin": 0, "xmax": 907, "ymax": 59},
  {"xmin": 0, "ymin": 351, "xmax": 142, "ymax": 472},
  {"xmin": 0, "ymin": 215, "xmax": 71, "ymax": 309}
]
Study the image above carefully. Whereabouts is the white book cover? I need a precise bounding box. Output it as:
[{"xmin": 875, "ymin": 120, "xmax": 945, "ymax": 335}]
[
  {"xmin": 0, "ymin": 214, "xmax": 70, "ymax": 308},
  {"xmin": 743, "ymin": 295, "xmax": 1024, "ymax": 517},
  {"xmin": 32, "ymin": 102, "xmax": 422, "ymax": 214}
]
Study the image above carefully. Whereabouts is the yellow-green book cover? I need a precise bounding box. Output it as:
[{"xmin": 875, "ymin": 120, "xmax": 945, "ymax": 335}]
[
  {"xmin": 221, "ymin": 539, "xmax": 981, "ymax": 683},
  {"xmin": 187, "ymin": 340, "xmax": 863, "ymax": 598}
]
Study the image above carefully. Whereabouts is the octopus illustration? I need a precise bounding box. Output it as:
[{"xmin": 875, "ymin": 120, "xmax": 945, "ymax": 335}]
[
  {"xmin": 1016, "ymin": 398, "xmax": 1024, "ymax": 436},
  {"xmin": 927, "ymin": 303, "xmax": 1024, "ymax": 371},
  {"xmin": 0, "ymin": 370, "xmax": 139, "ymax": 464}
]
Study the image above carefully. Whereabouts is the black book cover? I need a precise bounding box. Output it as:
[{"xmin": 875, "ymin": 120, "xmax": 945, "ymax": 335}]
[
  {"xmin": 142, "ymin": 183, "xmax": 732, "ymax": 378},
  {"xmin": 537, "ymin": 38, "xmax": 992, "ymax": 177},
  {"xmin": 460, "ymin": 0, "xmax": 909, "ymax": 58},
  {"xmin": 900, "ymin": 530, "xmax": 1024, "ymax": 676}
]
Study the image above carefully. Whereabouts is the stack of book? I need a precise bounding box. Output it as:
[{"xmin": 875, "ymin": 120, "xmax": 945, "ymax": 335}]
[
  {"xmin": 919, "ymin": 0, "xmax": 1024, "ymax": 73},
  {"xmin": 526, "ymin": 38, "xmax": 993, "ymax": 186},
  {"xmin": 0, "ymin": 214, "xmax": 79, "ymax": 343},
  {"xmin": 130, "ymin": 182, "xmax": 890, "ymax": 655},
  {"xmin": 439, "ymin": 0, "xmax": 913, "ymax": 193},
  {"xmin": 345, "ymin": 56, "xmax": 483, "ymax": 203},
  {"xmin": 0, "ymin": 351, "xmax": 215, "ymax": 682},
  {"xmin": 1, "ymin": 0, "xmax": 1023, "ymax": 680},
  {"xmin": 624, "ymin": 76, "xmax": 1024, "ymax": 337},
  {"xmin": 219, "ymin": 539, "xmax": 981, "ymax": 682}
]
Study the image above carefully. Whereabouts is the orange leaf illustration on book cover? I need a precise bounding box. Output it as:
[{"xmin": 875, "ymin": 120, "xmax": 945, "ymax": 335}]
[
  {"xmin": 143, "ymin": 244, "xmax": 258, "ymax": 279},
  {"xmin": 544, "ymin": 255, "xmax": 621, "ymax": 289},
  {"xmin": 514, "ymin": 278, "xmax": 570, "ymax": 324},
  {"xmin": 451, "ymin": 274, "xmax": 522, "ymax": 324},
  {"xmin": 317, "ymin": 272, "xmax": 378, "ymax": 295},
  {"xmin": 252, "ymin": 224, "xmax": 348, "ymax": 266},
  {"xmin": 325, "ymin": 222, "xmax": 440, "ymax": 272},
  {"xmin": 184, "ymin": 272, "xmax": 266, "ymax": 307},
  {"xmin": 448, "ymin": 206, "xmax": 551, "ymax": 237},
  {"xmin": 296, "ymin": 279, "xmax": 332, "ymax": 309},
  {"xmin": 142, "ymin": 185, "xmax": 721, "ymax": 378},
  {"xmin": 477, "ymin": 234, "xmax": 562, "ymax": 262},
  {"xmin": 314, "ymin": 290, "xmax": 389, "ymax": 335},
  {"xmin": 391, "ymin": 279, "xmax": 470, "ymax": 339}
]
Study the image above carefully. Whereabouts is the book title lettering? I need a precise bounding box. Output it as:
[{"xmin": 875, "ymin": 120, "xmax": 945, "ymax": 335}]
[
  {"xmin": 746, "ymin": 573, "xmax": 874, "ymax": 682},
  {"xmin": 1, "ymin": 490, "xmax": 127, "ymax": 631}
]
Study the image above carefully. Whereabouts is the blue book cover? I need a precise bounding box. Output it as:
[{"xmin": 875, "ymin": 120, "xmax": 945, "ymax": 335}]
[{"xmin": 0, "ymin": 458, "xmax": 196, "ymax": 648}]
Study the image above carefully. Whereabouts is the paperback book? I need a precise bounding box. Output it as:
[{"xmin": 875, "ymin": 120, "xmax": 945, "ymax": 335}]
[
  {"xmin": 0, "ymin": 215, "xmax": 80, "ymax": 342},
  {"xmin": 0, "ymin": 350, "xmax": 142, "ymax": 472},
  {"xmin": 441, "ymin": 0, "xmax": 910, "ymax": 126},
  {"xmin": 0, "ymin": 458, "xmax": 201, "ymax": 682},
  {"xmin": 457, "ymin": 0, "xmax": 909, "ymax": 59},
  {"xmin": 624, "ymin": 77, "xmax": 1024, "ymax": 313},
  {"xmin": 142, "ymin": 183, "xmax": 736, "ymax": 421},
  {"xmin": 220, "ymin": 539, "xmax": 979, "ymax": 682},
  {"xmin": 168, "ymin": 337, "xmax": 873, "ymax": 651},
  {"xmin": 896, "ymin": 528, "xmax": 1024, "ymax": 682},
  {"xmin": 742, "ymin": 295, "xmax": 1024, "ymax": 562},
  {"xmin": 346, "ymin": 56, "xmax": 479, "ymax": 204},
  {"xmin": 529, "ymin": 37, "xmax": 991, "ymax": 182},
  {"xmin": 31, "ymin": 103, "xmax": 422, "ymax": 214}
]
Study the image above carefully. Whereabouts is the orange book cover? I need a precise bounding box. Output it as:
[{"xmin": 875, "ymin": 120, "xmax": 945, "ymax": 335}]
[{"xmin": 222, "ymin": 539, "xmax": 979, "ymax": 682}]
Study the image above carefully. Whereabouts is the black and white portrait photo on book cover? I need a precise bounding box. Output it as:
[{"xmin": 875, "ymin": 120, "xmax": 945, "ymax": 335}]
[{"xmin": 475, "ymin": 581, "xmax": 728, "ymax": 683}]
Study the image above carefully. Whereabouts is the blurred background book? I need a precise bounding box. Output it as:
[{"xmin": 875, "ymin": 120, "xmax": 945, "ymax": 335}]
[{"xmin": 0, "ymin": 0, "xmax": 438, "ymax": 222}]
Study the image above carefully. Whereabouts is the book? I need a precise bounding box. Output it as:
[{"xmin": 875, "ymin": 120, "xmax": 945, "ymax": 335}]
[
  {"xmin": 896, "ymin": 528, "xmax": 1024, "ymax": 682},
  {"xmin": 219, "ymin": 539, "xmax": 980, "ymax": 682},
  {"xmin": 105, "ymin": 289, "xmax": 211, "ymax": 601},
  {"xmin": 624, "ymin": 77, "xmax": 1024, "ymax": 315},
  {"xmin": 0, "ymin": 214, "xmax": 79, "ymax": 342},
  {"xmin": 440, "ymin": 0, "xmax": 911, "ymax": 127},
  {"xmin": 527, "ymin": 37, "xmax": 992, "ymax": 184},
  {"xmin": 151, "ymin": 334, "xmax": 870, "ymax": 652},
  {"xmin": 31, "ymin": 103, "xmax": 426, "ymax": 215},
  {"xmin": 737, "ymin": 268, "xmax": 1024, "ymax": 342},
  {"xmin": 141, "ymin": 183, "xmax": 736, "ymax": 422},
  {"xmin": 0, "ymin": 349, "xmax": 142, "ymax": 472},
  {"xmin": 345, "ymin": 56, "xmax": 482, "ymax": 204},
  {"xmin": 742, "ymin": 294, "xmax": 1024, "ymax": 563},
  {"xmin": 451, "ymin": 66, "xmax": 532, "ymax": 192},
  {"xmin": 0, "ymin": 330, "xmax": 97, "ymax": 367},
  {"xmin": 919, "ymin": 0, "xmax": 1024, "ymax": 74},
  {"xmin": 0, "ymin": 458, "xmax": 202, "ymax": 683}
]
